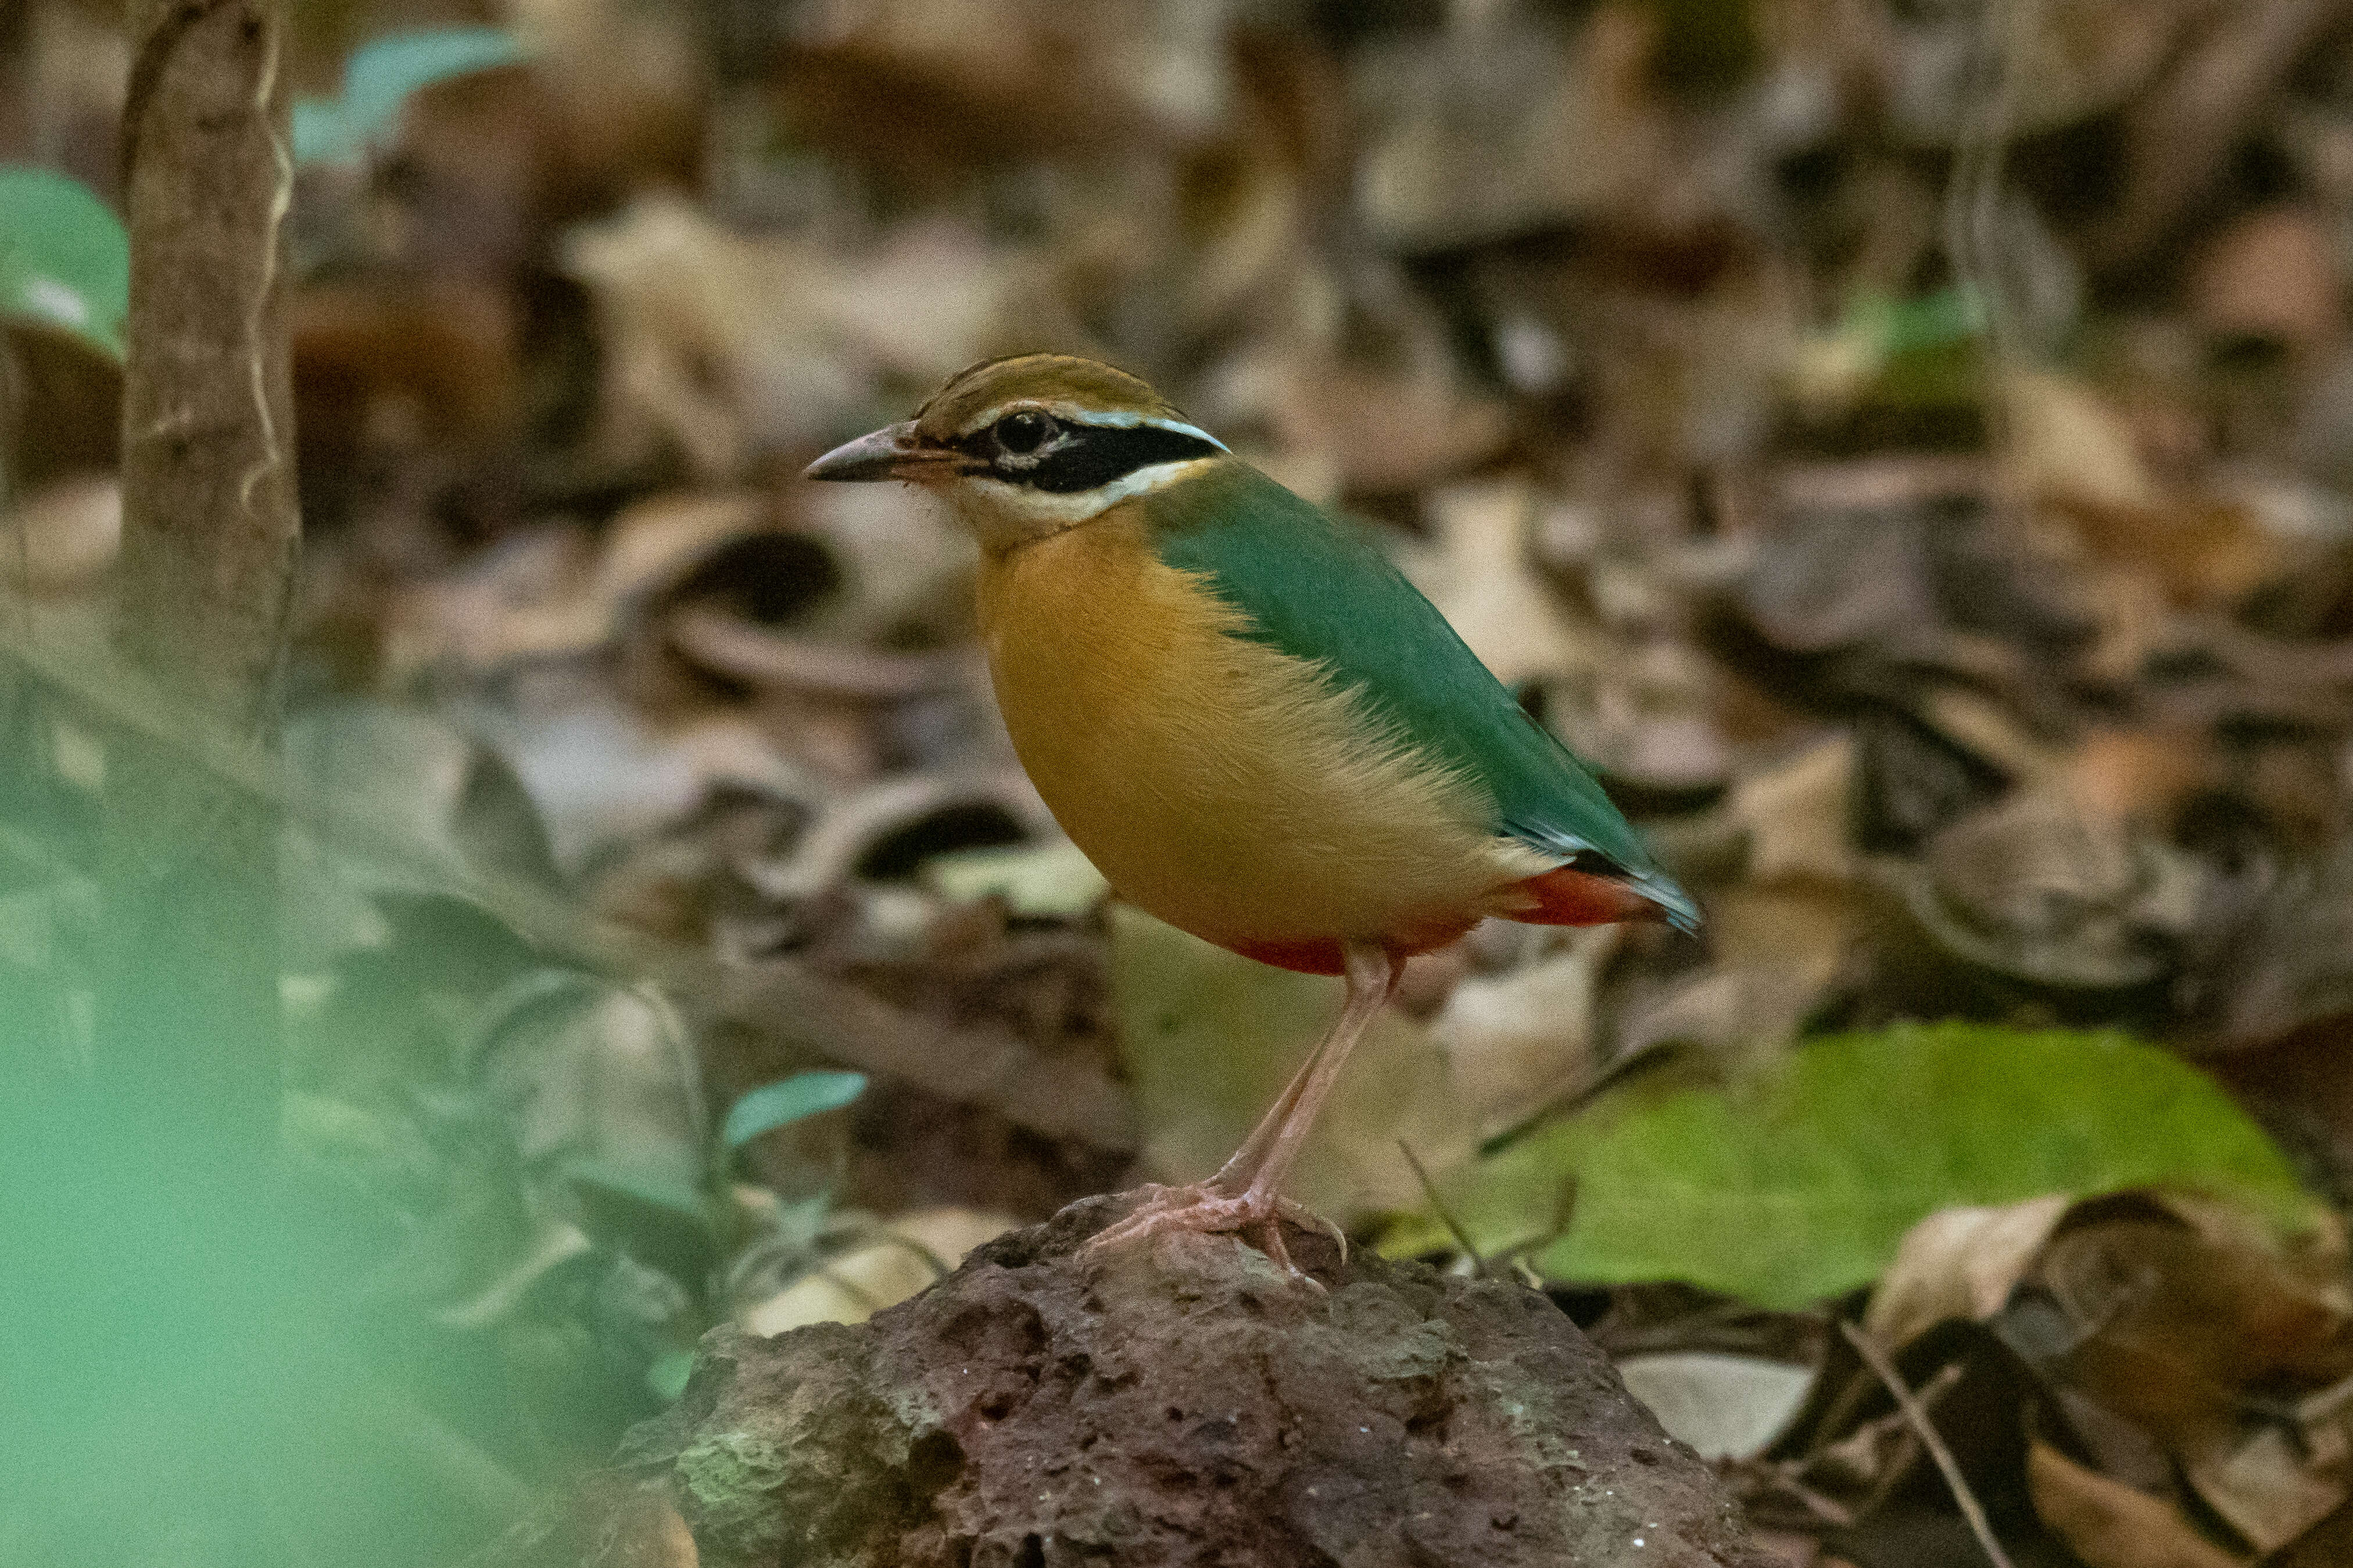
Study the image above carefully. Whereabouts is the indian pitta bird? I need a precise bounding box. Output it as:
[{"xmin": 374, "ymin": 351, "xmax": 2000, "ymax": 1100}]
[{"xmin": 808, "ymin": 354, "xmax": 1698, "ymax": 1273}]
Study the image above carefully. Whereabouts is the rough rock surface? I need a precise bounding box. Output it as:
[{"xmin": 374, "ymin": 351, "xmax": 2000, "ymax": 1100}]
[{"xmin": 615, "ymin": 1195, "xmax": 1770, "ymax": 1567}]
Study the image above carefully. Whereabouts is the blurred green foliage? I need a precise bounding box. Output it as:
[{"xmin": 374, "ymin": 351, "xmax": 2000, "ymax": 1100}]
[
  {"xmin": 292, "ymin": 27, "xmax": 530, "ymax": 164},
  {"xmin": 0, "ymin": 806, "xmax": 843, "ymax": 1567},
  {"xmin": 0, "ymin": 166, "xmax": 129, "ymax": 361}
]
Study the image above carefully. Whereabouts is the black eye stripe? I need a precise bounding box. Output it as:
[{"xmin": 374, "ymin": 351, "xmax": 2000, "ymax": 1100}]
[{"xmin": 957, "ymin": 421, "xmax": 1220, "ymax": 494}]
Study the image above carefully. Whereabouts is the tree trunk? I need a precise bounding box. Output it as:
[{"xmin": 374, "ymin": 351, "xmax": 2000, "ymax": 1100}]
[{"xmin": 104, "ymin": 0, "xmax": 298, "ymax": 1128}]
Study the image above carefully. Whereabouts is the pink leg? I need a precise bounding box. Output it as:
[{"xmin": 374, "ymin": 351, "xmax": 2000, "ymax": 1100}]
[{"xmin": 1082, "ymin": 944, "xmax": 1399, "ymax": 1278}]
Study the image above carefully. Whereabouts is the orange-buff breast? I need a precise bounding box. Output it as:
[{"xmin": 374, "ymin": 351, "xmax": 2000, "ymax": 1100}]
[{"xmin": 976, "ymin": 507, "xmax": 1600, "ymax": 974}]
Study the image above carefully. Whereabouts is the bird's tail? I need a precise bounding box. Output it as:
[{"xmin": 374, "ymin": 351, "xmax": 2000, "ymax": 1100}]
[{"xmin": 1506, "ymin": 862, "xmax": 1702, "ymax": 936}]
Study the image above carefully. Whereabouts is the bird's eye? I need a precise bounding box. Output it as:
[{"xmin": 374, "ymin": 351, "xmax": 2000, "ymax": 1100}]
[{"xmin": 993, "ymin": 410, "xmax": 1054, "ymax": 456}]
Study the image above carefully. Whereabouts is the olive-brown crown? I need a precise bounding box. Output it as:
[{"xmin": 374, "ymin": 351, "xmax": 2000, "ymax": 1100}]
[{"xmin": 912, "ymin": 354, "xmax": 1193, "ymax": 442}]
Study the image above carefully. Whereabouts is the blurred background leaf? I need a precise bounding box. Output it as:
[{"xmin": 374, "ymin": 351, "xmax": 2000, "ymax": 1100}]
[
  {"xmin": 722, "ymin": 1069, "xmax": 866, "ymax": 1149},
  {"xmin": 0, "ymin": 166, "xmax": 126, "ymax": 360},
  {"xmin": 292, "ymin": 27, "xmax": 530, "ymax": 165}
]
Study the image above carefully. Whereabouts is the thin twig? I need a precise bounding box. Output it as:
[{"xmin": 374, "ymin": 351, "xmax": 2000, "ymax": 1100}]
[
  {"xmin": 1942, "ymin": 0, "xmax": 2030, "ymax": 373},
  {"xmin": 1399, "ymin": 1140, "xmax": 1487, "ymax": 1278},
  {"xmin": 1837, "ymin": 1320, "xmax": 2016, "ymax": 1568}
]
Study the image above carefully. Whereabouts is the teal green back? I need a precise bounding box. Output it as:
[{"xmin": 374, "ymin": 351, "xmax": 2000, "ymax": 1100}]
[{"xmin": 1147, "ymin": 461, "xmax": 1698, "ymax": 931}]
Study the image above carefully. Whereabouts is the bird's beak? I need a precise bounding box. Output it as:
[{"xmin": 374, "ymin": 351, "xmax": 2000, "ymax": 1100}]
[{"xmin": 804, "ymin": 421, "xmax": 959, "ymax": 483}]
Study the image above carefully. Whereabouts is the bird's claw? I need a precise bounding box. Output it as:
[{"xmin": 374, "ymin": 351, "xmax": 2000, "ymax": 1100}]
[{"xmin": 1082, "ymin": 1182, "xmax": 1338, "ymax": 1288}]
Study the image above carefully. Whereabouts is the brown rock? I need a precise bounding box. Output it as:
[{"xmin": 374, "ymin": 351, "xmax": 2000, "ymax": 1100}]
[{"xmin": 617, "ymin": 1196, "xmax": 1771, "ymax": 1567}]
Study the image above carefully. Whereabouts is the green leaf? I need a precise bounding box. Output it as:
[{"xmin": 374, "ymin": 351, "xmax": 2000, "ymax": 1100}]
[
  {"xmin": 1396, "ymin": 1022, "xmax": 2318, "ymax": 1309},
  {"xmin": 722, "ymin": 1072, "xmax": 868, "ymax": 1150},
  {"xmin": 294, "ymin": 27, "xmax": 530, "ymax": 164},
  {"xmin": 0, "ymin": 167, "xmax": 128, "ymax": 361}
]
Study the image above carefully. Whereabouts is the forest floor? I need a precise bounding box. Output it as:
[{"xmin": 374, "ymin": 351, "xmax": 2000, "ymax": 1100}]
[{"xmin": 10, "ymin": 2, "xmax": 2353, "ymax": 1565}]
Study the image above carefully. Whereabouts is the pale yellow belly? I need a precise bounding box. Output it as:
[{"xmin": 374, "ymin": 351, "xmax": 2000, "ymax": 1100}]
[{"xmin": 976, "ymin": 512, "xmax": 1542, "ymax": 952}]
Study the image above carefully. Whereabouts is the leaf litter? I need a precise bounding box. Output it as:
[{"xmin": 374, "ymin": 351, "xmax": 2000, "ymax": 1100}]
[{"xmin": 13, "ymin": 0, "xmax": 2353, "ymax": 1562}]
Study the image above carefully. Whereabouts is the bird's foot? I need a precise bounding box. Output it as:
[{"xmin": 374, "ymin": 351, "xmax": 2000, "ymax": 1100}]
[{"xmin": 1081, "ymin": 1182, "xmax": 1344, "ymax": 1286}]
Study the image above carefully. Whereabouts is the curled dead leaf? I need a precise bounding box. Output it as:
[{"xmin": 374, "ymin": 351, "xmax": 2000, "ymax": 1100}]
[{"xmin": 2027, "ymin": 1441, "xmax": 2245, "ymax": 1568}]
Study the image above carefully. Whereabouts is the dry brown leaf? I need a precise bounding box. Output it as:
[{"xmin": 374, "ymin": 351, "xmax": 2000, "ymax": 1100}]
[
  {"xmin": 1, "ymin": 472, "xmax": 120, "ymax": 594},
  {"xmin": 2056, "ymin": 496, "xmax": 2293, "ymax": 612},
  {"xmin": 787, "ymin": 479, "xmax": 979, "ymax": 648},
  {"xmin": 564, "ymin": 200, "xmax": 1032, "ymax": 478},
  {"xmin": 1879, "ymin": 0, "xmax": 2204, "ymax": 144},
  {"xmin": 1856, "ymin": 1193, "xmax": 2353, "ymax": 1560},
  {"xmin": 2038, "ymin": 1204, "xmax": 2353, "ymax": 1449},
  {"xmin": 382, "ymin": 525, "xmax": 601, "ymax": 679},
  {"xmin": 1903, "ymin": 792, "xmax": 2200, "ymax": 990},
  {"xmin": 1401, "ymin": 477, "xmax": 1598, "ymax": 688},
  {"xmin": 596, "ymin": 493, "xmax": 776, "ymax": 616},
  {"xmin": 2006, "ymin": 372, "xmax": 2298, "ymax": 609},
  {"xmin": 2064, "ymin": 727, "xmax": 2219, "ymax": 828},
  {"xmin": 490, "ymin": 700, "xmax": 816, "ymax": 877},
  {"xmin": 665, "ymin": 610, "xmax": 973, "ymax": 699},
  {"xmin": 2182, "ymin": 1423, "xmax": 2348, "ymax": 1558},
  {"xmin": 1428, "ymin": 927, "xmax": 1616, "ymax": 1136},
  {"xmin": 291, "ymin": 281, "xmax": 520, "ymax": 468},
  {"xmin": 1353, "ymin": 2, "xmax": 1664, "ymax": 250},
  {"xmin": 1728, "ymin": 737, "xmax": 1857, "ymax": 885},
  {"xmin": 1611, "ymin": 957, "xmax": 1836, "ymax": 1067},
  {"xmin": 395, "ymin": 493, "xmax": 779, "ymax": 672},
  {"xmin": 774, "ymin": 0, "xmax": 1237, "ymax": 175},
  {"xmin": 506, "ymin": 0, "xmax": 705, "ymax": 202},
  {"xmin": 2027, "ymin": 1441, "xmax": 2246, "ymax": 1568},
  {"xmin": 736, "ymin": 770, "xmax": 1050, "ymax": 903},
  {"xmin": 1260, "ymin": 327, "xmax": 1511, "ymax": 496},
  {"xmin": 479, "ymin": 980, "xmax": 705, "ymax": 1196},
  {"xmin": 2190, "ymin": 206, "xmax": 2343, "ymax": 356},
  {"xmin": 1865, "ymin": 1195, "xmax": 2075, "ymax": 1349},
  {"xmin": 716, "ymin": 957, "xmax": 1137, "ymax": 1151},
  {"xmin": 1746, "ymin": 1530, "xmax": 1822, "ymax": 1568},
  {"xmin": 2010, "ymin": 370, "xmax": 2164, "ymax": 514},
  {"xmin": 2268, "ymin": 1495, "xmax": 2353, "ymax": 1567},
  {"xmin": 282, "ymin": 701, "xmax": 561, "ymax": 898},
  {"xmin": 1914, "ymin": 688, "xmax": 2058, "ymax": 789}
]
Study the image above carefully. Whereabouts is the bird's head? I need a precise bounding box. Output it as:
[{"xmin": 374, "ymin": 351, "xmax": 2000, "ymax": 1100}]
[{"xmin": 805, "ymin": 354, "xmax": 1227, "ymax": 552}]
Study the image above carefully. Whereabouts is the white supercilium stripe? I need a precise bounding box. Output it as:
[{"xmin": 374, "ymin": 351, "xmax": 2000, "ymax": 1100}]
[{"xmin": 950, "ymin": 405, "xmax": 1229, "ymax": 450}]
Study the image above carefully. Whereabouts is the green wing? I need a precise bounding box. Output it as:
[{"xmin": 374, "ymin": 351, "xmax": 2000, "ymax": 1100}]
[{"xmin": 1148, "ymin": 461, "xmax": 1698, "ymax": 932}]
